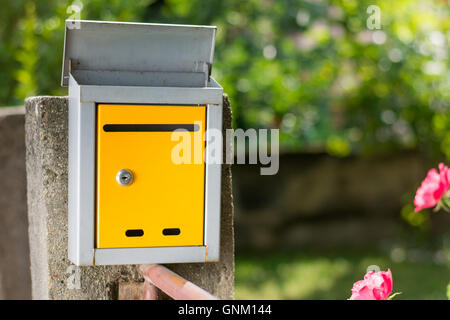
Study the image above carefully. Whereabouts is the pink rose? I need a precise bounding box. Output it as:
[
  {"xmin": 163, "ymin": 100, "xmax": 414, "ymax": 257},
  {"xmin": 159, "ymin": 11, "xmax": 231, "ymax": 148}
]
[
  {"xmin": 349, "ymin": 269, "xmax": 393, "ymax": 300},
  {"xmin": 414, "ymin": 163, "xmax": 450, "ymax": 212},
  {"xmin": 439, "ymin": 163, "xmax": 450, "ymax": 187}
]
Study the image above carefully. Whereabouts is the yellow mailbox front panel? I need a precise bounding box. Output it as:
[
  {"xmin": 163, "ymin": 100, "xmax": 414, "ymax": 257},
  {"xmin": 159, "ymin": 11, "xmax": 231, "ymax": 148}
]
[{"xmin": 96, "ymin": 104, "xmax": 206, "ymax": 249}]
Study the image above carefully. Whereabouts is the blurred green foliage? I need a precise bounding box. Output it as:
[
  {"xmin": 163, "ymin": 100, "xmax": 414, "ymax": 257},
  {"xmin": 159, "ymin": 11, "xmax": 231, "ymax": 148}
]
[{"xmin": 0, "ymin": 0, "xmax": 448, "ymax": 157}]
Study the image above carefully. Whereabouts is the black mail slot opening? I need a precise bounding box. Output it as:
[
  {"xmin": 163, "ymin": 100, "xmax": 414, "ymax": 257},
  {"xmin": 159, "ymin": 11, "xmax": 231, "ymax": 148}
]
[
  {"xmin": 103, "ymin": 124, "xmax": 200, "ymax": 132},
  {"xmin": 162, "ymin": 228, "xmax": 181, "ymax": 236},
  {"xmin": 125, "ymin": 229, "xmax": 144, "ymax": 237}
]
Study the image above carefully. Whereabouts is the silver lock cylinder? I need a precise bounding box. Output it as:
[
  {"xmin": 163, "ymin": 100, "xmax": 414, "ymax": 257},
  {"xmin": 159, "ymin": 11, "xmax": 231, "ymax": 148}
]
[{"xmin": 116, "ymin": 169, "xmax": 133, "ymax": 186}]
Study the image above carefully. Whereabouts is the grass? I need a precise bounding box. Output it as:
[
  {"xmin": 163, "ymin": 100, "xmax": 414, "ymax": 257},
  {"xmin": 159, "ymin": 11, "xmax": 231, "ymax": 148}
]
[{"xmin": 235, "ymin": 249, "xmax": 450, "ymax": 300}]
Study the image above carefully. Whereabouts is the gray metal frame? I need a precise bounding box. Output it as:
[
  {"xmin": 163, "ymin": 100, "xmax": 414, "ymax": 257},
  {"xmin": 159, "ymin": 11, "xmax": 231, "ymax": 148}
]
[{"xmin": 68, "ymin": 74, "xmax": 223, "ymax": 265}]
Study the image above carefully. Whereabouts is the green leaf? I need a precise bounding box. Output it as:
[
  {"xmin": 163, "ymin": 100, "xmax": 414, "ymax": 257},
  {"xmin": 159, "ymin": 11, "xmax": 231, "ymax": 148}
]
[
  {"xmin": 441, "ymin": 197, "xmax": 450, "ymax": 213},
  {"xmin": 386, "ymin": 292, "xmax": 402, "ymax": 300}
]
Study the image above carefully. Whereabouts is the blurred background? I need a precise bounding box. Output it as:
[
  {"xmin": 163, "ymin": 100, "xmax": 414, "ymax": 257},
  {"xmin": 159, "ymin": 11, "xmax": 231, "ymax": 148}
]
[{"xmin": 0, "ymin": 0, "xmax": 449, "ymax": 299}]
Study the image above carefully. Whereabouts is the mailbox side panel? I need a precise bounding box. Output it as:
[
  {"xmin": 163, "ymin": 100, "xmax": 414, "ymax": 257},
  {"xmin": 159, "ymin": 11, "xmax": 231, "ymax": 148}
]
[
  {"xmin": 204, "ymin": 103, "xmax": 223, "ymax": 262},
  {"xmin": 68, "ymin": 76, "xmax": 95, "ymax": 265}
]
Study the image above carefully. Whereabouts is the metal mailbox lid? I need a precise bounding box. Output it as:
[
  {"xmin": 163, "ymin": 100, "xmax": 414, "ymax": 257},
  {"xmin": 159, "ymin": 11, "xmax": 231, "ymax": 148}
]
[{"xmin": 61, "ymin": 20, "xmax": 216, "ymax": 87}]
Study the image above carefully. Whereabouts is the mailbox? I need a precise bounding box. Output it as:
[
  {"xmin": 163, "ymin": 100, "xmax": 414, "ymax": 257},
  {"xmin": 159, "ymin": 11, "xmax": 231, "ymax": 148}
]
[{"xmin": 62, "ymin": 20, "xmax": 223, "ymax": 265}]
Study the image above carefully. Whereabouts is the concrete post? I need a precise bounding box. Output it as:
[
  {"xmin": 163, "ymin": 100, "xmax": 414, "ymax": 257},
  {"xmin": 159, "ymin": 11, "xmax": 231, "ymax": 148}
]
[
  {"xmin": 25, "ymin": 95, "xmax": 234, "ymax": 300},
  {"xmin": 0, "ymin": 106, "xmax": 31, "ymax": 299}
]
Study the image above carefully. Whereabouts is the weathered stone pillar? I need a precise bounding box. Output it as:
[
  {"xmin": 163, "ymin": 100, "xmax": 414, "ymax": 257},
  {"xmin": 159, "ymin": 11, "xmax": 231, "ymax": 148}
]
[
  {"xmin": 25, "ymin": 95, "xmax": 234, "ymax": 300},
  {"xmin": 0, "ymin": 106, "xmax": 31, "ymax": 299}
]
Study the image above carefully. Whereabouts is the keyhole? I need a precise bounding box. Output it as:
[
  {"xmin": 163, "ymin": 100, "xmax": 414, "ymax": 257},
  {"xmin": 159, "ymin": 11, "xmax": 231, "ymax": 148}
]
[{"xmin": 116, "ymin": 169, "xmax": 133, "ymax": 186}]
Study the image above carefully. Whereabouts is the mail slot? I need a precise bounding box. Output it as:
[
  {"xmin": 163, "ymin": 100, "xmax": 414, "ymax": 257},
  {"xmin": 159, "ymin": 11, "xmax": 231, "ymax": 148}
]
[{"xmin": 62, "ymin": 20, "xmax": 223, "ymax": 265}]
